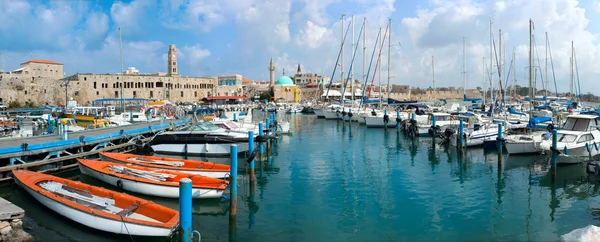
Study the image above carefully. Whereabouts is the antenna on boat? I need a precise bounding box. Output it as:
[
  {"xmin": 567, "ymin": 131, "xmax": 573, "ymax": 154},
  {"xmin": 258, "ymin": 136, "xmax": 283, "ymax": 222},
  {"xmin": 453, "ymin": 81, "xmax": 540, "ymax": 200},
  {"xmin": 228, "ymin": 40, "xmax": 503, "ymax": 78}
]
[{"xmin": 119, "ymin": 27, "xmax": 125, "ymax": 113}]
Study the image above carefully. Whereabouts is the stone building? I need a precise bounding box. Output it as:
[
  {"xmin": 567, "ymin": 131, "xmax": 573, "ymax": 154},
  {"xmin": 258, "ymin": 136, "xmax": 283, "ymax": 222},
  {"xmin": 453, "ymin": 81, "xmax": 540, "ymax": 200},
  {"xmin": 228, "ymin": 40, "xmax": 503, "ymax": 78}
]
[
  {"xmin": 291, "ymin": 64, "xmax": 328, "ymax": 87},
  {"xmin": 0, "ymin": 44, "xmax": 243, "ymax": 106}
]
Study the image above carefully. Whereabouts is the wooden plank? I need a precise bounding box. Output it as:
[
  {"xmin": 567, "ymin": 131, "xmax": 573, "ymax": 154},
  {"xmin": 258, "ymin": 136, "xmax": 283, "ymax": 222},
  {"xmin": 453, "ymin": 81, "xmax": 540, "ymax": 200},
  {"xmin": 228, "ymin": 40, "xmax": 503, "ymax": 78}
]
[
  {"xmin": 0, "ymin": 197, "xmax": 24, "ymax": 220},
  {"xmin": 116, "ymin": 203, "xmax": 139, "ymax": 217}
]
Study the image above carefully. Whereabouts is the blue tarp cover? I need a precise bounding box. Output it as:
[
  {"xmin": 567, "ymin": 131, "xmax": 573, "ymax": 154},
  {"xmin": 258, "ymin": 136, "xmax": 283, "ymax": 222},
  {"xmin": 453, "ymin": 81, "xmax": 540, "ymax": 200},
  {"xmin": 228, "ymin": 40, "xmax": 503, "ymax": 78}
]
[{"xmin": 528, "ymin": 116, "xmax": 552, "ymax": 128}]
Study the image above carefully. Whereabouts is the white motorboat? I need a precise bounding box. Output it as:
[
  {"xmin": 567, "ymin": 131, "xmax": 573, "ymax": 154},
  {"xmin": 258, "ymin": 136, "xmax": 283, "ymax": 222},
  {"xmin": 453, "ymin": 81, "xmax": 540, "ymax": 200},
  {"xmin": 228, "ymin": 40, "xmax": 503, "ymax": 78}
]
[
  {"xmin": 150, "ymin": 122, "xmax": 251, "ymax": 156},
  {"xmin": 314, "ymin": 108, "xmax": 325, "ymax": 118},
  {"xmin": 504, "ymin": 131, "xmax": 547, "ymax": 155},
  {"xmin": 540, "ymin": 114, "xmax": 600, "ymax": 164}
]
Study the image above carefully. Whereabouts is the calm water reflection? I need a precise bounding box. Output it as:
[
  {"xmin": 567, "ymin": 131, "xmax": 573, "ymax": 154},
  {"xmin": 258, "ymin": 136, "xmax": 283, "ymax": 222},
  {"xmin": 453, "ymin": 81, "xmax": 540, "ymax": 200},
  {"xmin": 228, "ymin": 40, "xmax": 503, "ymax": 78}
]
[{"xmin": 2, "ymin": 114, "xmax": 600, "ymax": 241}]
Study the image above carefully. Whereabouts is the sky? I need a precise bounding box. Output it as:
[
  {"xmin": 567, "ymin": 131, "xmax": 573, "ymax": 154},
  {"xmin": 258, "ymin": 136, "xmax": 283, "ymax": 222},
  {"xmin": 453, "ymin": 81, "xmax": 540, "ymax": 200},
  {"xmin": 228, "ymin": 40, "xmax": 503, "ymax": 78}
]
[{"xmin": 1, "ymin": 0, "xmax": 600, "ymax": 94}]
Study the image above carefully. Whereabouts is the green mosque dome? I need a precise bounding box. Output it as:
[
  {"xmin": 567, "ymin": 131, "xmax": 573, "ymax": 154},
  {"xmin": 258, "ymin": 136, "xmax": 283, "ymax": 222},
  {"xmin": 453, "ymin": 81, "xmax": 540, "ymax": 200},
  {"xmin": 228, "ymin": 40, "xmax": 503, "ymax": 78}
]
[{"xmin": 276, "ymin": 76, "xmax": 294, "ymax": 85}]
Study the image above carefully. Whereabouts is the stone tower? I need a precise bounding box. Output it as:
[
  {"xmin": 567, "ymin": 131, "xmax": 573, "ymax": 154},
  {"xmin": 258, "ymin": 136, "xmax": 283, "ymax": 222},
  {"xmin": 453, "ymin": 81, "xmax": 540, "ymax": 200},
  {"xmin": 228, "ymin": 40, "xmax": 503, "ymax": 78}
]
[
  {"xmin": 168, "ymin": 44, "xmax": 179, "ymax": 76},
  {"xmin": 269, "ymin": 58, "xmax": 275, "ymax": 87},
  {"xmin": 297, "ymin": 63, "xmax": 301, "ymax": 74}
]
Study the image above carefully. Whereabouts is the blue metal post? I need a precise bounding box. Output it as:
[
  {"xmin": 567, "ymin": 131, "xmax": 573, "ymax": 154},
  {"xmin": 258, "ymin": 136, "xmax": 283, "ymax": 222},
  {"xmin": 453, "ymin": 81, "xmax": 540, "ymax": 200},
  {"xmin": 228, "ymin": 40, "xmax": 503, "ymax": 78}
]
[
  {"xmin": 459, "ymin": 119, "xmax": 464, "ymax": 149},
  {"xmin": 551, "ymin": 129, "xmax": 558, "ymax": 180},
  {"xmin": 248, "ymin": 131, "xmax": 255, "ymax": 182},
  {"xmin": 258, "ymin": 123, "xmax": 264, "ymax": 160},
  {"xmin": 411, "ymin": 112, "xmax": 415, "ymax": 121},
  {"xmin": 233, "ymin": 113, "xmax": 237, "ymax": 121},
  {"xmin": 179, "ymin": 178, "xmax": 192, "ymax": 242},
  {"xmin": 497, "ymin": 123, "xmax": 503, "ymax": 152},
  {"xmin": 46, "ymin": 115, "xmax": 52, "ymax": 134},
  {"xmin": 230, "ymin": 144, "xmax": 238, "ymax": 218},
  {"xmin": 432, "ymin": 115, "xmax": 437, "ymax": 127}
]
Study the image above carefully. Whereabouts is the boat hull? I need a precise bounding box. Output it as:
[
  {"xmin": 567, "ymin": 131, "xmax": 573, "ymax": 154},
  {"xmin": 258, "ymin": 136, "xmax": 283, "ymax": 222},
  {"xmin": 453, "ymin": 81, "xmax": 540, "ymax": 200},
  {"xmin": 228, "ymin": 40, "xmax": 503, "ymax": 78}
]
[
  {"xmin": 323, "ymin": 110, "xmax": 339, "ymax": 120},
  {"xmin": 314, "ymin": 109, "xmax": 325, "ymax": 118},
  {"xmin": 543, "ymin": 145, "xmax": 600, "ymax": 164},
  {"xmin": 364, "ymin": 116, "xmax": 397, "ymax": 128},
  {"xmin": 79, "ymin": 163, "xmax": 223, "ymax": 199},
  {"xmin": 99, "ymin": 153, "xmax": 230, "ymax": 178},
  {"xmin": 150, "ymin": 140, "xmax": 249, "ymax": 157},
  {"xmin": 15, "ymin": 177, "xmax": 173, "ymax": 236}
]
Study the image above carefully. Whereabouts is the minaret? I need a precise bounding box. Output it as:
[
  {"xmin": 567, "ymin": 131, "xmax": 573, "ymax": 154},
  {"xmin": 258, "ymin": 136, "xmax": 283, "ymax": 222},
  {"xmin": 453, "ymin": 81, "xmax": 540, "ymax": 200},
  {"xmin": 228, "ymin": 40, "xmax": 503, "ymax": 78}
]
[
  {"xmin": 297, "ymin": 63, "xmax": 301, "ymax": 74},
  {"xmin": 269, "ymin": 58, "xmax": 275, "ymax": 87},
  {"xmin": 168, "ymin": 44, "xmax": 179, "ymax": 76}
]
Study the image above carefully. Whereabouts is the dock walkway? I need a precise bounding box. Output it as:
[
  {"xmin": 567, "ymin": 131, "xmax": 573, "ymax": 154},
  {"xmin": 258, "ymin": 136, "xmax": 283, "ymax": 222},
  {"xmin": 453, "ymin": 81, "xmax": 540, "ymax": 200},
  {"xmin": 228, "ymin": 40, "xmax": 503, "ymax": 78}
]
[{"xmin": 0, "ymin": 119, "xmax": 190, "ymax": 181}]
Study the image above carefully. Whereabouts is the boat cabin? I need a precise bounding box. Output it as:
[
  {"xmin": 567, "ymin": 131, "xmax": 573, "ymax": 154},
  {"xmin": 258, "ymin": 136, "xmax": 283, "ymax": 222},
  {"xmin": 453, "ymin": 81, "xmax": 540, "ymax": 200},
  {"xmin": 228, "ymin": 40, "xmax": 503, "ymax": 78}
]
[
  {"xmin": 562, "ymin": 115, "xmax": 599, "ymax": 132},
  {"xmin": 212, "ymin": 119, "xmax": 241, "ymax": 131}
]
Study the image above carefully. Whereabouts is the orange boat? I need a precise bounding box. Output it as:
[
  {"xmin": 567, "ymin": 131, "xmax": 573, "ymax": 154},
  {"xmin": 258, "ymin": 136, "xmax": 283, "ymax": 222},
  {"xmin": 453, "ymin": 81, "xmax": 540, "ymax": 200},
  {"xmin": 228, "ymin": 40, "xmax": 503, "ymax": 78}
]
[
  {"xmin": 99, "ymin": 152, "xmax": 230, "ymax": 178},
  {"xmin": 12, "ymin": 169, "xmax": 178, "ymax": 236},
  {"xmin": 77, "ymin": 159, "xmax": 228, "ymax": 199}
]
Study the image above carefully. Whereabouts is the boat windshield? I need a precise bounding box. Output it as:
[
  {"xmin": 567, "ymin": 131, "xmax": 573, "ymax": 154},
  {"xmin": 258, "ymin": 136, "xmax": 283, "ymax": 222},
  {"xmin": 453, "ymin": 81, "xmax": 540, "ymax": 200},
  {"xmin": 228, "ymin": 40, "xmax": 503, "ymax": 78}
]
[
  {"xmin": 182, "ymin": 122, "xmax": 220, "ymax": 131},
  {"xmin": 563, "ymin": 118, "xmax": 590, "ymax": 131},
  {"xmin": 557, "ymin": 134, "xmax": 577, "ymax": 143},
  {"xmin": 226, "ymin": 121, "xmax": 239, "ymax": 129}
]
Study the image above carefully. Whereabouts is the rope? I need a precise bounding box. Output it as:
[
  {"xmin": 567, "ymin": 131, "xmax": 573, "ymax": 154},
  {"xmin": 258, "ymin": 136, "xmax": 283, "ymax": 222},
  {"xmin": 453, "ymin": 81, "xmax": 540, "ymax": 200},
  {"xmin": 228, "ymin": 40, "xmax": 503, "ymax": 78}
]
[{"xmin": 119, "ymin": 215, "xmax": 135, "ymax": 242}]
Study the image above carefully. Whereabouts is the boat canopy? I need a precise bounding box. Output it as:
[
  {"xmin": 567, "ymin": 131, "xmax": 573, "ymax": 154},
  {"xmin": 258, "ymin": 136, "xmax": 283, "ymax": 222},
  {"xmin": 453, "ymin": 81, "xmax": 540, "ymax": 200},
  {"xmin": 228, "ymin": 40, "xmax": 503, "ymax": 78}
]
[
  {"xmin": 528, "ymin": 116, "xmax": 552, "ymax": 128},
  {"xmin": 508, "ymin": 107, "xmax": 526, "ymax": 115}
]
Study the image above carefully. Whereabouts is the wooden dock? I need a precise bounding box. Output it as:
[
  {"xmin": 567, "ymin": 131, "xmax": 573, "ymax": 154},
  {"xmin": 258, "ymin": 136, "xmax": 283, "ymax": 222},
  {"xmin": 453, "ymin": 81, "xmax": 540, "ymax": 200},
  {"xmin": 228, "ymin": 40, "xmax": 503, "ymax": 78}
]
[
  {"xmin": 0, "ymin": 197, "xmax": 24, "ymax": 220},
  {"xmin": 0, "ymin": 119, "xmax": 190, "ymax": 182}
]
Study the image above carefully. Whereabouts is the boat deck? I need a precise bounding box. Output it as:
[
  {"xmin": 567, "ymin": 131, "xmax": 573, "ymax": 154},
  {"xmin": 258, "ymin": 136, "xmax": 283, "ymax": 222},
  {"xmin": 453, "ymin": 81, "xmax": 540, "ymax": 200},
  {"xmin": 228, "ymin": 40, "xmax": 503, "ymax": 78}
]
[{"xmin": 0, "ymin": 197, "xmax": 24, "ymax": 220}]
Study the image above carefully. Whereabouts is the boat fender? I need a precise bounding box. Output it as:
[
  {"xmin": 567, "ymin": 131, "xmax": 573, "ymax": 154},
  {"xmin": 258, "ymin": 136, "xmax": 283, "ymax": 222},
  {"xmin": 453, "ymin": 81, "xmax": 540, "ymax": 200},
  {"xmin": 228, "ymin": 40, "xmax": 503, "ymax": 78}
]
[
  {"xmin": 120, "ymin": 129, "xmax": 125, "ymax": 136},
  {"xmin": 396, "ymin": 117, "xmax": 401, "ymax": 123},
  {"xmin": 595, "ymin": 142, "xmax": 599, "ymax": 151},
  {"xmin": 117, "ymin": 180, "xmax": 124, "ymax": 189},
  {"xmin": 348, "ymin": 112, "xmax": 353, "ymax": 118},
  {"xmin": 496, "ymin": 137, "xmax": 505, "ymax": 142},
  {"xmin": 547, "ymin": 124, "xmax": 554, "ymax": 132},
  {"xmin": 428, "ymin": 128, "xmax": 434, "ymax": 136},
  {"xmin": 246, "ymin": 149, "xmax": 259, "ymax": 163},
  {"xmin": 255, "ymin": 135, "xmax": 267, "ymax": 142},
  {"xmin": 79, "ymin": 135, "xmax": 85, "ymax": 143},
  {"xmin": 383, "ymin": 114, "xmax": 389, "ymax": 122},
  {"xmin": 21, "ymin": 143, "xmax": 28, "ymax": 151},
  {"xmin": 371, "ymin": 111, "xmax": 377, "ymax": 116},
  {"xmin": 341, "ymin": 110, "xmax": 346, "ymax": 116},
  {"xmin": 549, "ymin": 146, "xmax": 563, "ymax": 155}
]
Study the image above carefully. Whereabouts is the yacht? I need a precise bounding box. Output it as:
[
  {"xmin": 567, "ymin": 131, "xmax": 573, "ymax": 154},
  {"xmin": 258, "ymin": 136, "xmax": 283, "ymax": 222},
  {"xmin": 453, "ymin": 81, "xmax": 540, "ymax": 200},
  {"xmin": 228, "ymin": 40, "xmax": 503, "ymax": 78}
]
[
  {"xmin": 150, "ymin": 122, "xmax": 251, "ymax": 157},
  {"xmin": 540, "ymin": 114, "xmax": 600, "ymax": 164},
  {"xmin": 504, "ymin": 131, "xmax": 547, "ymax": 155}
]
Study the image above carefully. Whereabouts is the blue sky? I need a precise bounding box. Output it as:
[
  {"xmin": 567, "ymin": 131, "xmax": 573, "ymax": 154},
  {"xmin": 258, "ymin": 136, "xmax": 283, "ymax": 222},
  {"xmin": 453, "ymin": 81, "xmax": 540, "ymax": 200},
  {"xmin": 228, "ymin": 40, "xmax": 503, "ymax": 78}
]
[{"xmin": 2, "ymin": 0, "xmax": 600, "ymax": 93}]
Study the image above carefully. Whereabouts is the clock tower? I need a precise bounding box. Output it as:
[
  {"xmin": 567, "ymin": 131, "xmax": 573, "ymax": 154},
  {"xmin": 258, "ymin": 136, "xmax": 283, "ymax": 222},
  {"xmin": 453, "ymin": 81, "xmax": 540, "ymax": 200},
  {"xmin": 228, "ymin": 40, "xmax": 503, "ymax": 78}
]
[{"xmin": 168, "ymin": 44, "xmax": 179, "ymax": 76}]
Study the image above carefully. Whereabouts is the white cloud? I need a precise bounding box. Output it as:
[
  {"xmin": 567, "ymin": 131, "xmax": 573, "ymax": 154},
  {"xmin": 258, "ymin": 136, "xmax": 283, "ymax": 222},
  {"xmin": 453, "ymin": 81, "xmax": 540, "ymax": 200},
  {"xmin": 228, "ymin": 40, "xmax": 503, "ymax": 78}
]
[{"xmin": 110, "ymin": 0, "xmax": 154, "ymax": 35}]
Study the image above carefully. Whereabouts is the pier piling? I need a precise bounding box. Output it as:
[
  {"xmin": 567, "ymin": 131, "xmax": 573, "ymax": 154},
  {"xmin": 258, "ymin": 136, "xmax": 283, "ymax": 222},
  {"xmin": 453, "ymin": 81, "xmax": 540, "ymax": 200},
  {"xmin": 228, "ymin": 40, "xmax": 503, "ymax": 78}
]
[
  {"xmin": 551, "ymin": 129, "xmax": 558, "ymax": 180},
  {"xmin": 497, "ymin": 123, "xmax": 503, "ymax": 153},
  {"xmin": 349, "ymin": 108, "xmax": 353, "ymax": 123},
  {"xmin": 230, "ymin": 144, "xmax": 238, "ymax": 218},
  {"xmin": 458, "ymin": 119, "xmax": 465, "ymax": 150},
  {"xmin": 179, "ymin": 178, "xmax": 192, "ymax": 242},
  {"xmin": 258, "ymin": 123, "xmax": 264, "ymax": 160},
  {"xmin": 248, "ymin": 131, "xmax": 255, "ymax": 183},
  {"xmin": 396, "ymin": 111, "xmax": 401, "ymax": 132},
  {"xmin": 233, "ymin": 113, "xmax": 237, "ymax": 122},
  {"xmin": 384, "ymin": 110, "xmax": 388, "ymax": 129}
]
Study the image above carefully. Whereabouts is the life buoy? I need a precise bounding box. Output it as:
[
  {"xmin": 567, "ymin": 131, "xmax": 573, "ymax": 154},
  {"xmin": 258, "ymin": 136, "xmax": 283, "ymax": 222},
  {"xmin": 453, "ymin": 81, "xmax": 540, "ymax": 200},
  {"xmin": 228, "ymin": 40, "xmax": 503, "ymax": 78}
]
[{"xmin": 117, "ymin": 180, "xmax": 124, "ymax": 189}]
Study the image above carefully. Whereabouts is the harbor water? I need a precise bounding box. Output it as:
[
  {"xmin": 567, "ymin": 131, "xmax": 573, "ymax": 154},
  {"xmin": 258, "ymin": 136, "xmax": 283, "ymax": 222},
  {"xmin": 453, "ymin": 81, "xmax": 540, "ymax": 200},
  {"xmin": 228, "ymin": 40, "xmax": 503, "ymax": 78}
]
[{"xmin": 2, "ymin": 114, "xmax": 600, "ymax": 241}]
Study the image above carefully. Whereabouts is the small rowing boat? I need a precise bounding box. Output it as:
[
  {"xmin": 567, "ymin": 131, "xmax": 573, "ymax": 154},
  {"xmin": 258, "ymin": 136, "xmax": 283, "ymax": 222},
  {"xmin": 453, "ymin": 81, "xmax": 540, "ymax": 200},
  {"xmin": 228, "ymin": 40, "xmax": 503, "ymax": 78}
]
[
  {"xmin": 99, "ymin": 152, "xmax": 230, "ymax": 178},
  {"xmin": 78, "ymin": 159, "xmax": 228, "ymax": 199},
  {"xmin": 12, "ymin": 169, "xmax": 178, "ymax": 236}
]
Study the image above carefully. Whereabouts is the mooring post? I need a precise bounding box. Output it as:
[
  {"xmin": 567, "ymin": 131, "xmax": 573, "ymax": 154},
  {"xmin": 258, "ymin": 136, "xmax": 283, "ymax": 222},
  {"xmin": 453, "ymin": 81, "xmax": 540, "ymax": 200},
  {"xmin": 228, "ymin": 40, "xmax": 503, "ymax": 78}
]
[
  {"xmin": 551, "ymin": 129, "xmax": 558, "ymax": 180},
  {"xmin": 233, "ymin": 113, "xmax": 237, "ymax": 122},
  {"xmin": 432, "ymin": 115, "xmax": 437, "ymax": 127},
  {"xmin": 258, "ymin": 123, "xmax": 264, "ymax": 160},
  {"xmin": 46, "ymin": 115, "xmax": 52, "ymax": 134},
  {"xmin": 459, "ymin": 119, "xmax": 464, "ymax": 150},
  {"xmin": 411, "ymin": 112, "xmax": 415, "ymax": 121},
  {"xmin": 383, "ymin": 109, "xmax": 388, "ymax": 129},
  {"xmin": 349, "ymin": 108, "xmax": 353, "ymax": 123},
  {"xmin": 396, "ymin": 111, "xmax": 401, "ymax": 132},
  {"xmin": 248, "ymin": 131, "xmax": 255, "ymax": 183},
  {"xmin": 586, "ymin": 143, "xmax": 592, "ymax": 160},
  {"xmin": 497, "ymin": 123, "xmax": 503, "ymax": 153},
  {"xmin": 229, "ymin": 144, "xmax": 238, "ymax": 241},
  {"xmin": 342, "ymin": 108, "xmax": 346, "ymax": 122},
  {"xmin": 230, "ymin": 144, "xmax": 238, "ymax": 218},
  {"xmin": 179, "ymin": 178, "xmax": 192, "ymax": 242}
]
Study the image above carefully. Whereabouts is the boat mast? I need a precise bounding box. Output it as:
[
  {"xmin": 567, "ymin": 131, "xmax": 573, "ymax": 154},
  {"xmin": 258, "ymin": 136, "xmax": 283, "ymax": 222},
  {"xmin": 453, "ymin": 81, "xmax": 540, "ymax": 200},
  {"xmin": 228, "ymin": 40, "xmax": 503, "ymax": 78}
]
[
  {"xmin": 362, "ymin": 17, "xmax": 366, "ymax": 107},
  {"xmin": 570, "ymin": 40, "xmax": 574, "ymax": 100},
  {"xmin": 462, "ymin": 37, "xmax": 466, "ymax": 96},
  {"xmin": 387, "ymin": 18, "xmax": 391, "ymax": 104},
  {"xmin": 545, "ymin": 32, "xmax": 548, "ymax": 98},
  {"xmin": 498, "ymin": 29, "xmax": 503, "ymax": 106},
  {"xmin": 482, "ymin": 57, "xmax": 486, "ymax": 104},
  {"xmin": 119, "ymin": 27, "xmax": 124, "ymax": 112},
  {"xmin": 489, "ymin": 20, "xmax": 493, "ymax": 106},
  {"xmin": 512, "ymin": 47, "xmax": 516, "ymax": 99},
  {"xmin": 351, "ymin": 15, "xmax": 355, "ymax": 104},
  {"xmin": 528, "ymin": 19, "xmax": 534, "ymax": 118},
  {"xmin": 378, "ymin": 27, "xmax": 382, "ymax": 109},
  {"xmin": 432, "ymin": 56, "xmax": 435, "ymax": 91},
  {"xmin": 341, "ymin": 14, "xmax": 345, "ymax": 104}
]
